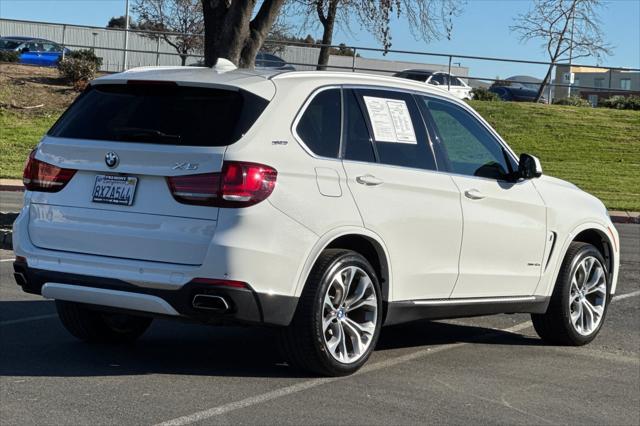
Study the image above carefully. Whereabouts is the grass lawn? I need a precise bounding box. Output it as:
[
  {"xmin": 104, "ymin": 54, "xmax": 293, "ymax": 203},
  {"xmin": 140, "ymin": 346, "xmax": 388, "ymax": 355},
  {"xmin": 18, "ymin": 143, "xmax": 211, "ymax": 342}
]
[
  {"xmin": 0, "ymin": 89, "xmax": 638, "ymax": 210},
  {"xmin": 0, "ymin": 110, "xmax": 60, "ymax": 179},
  {"xmin": 469, "ymin": 101, "xmax": 640, "ymax": 211}
]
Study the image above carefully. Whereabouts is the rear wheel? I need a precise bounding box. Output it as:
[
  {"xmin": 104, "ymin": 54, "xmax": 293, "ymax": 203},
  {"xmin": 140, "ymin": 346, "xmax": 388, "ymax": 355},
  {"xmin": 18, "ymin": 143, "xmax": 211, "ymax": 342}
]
[
  {"xmin": 56, "ymin": 301, "xmax": 152, "ymax": 343},
  {"xmin": 281, "ymin": 249, "xmax": 382, "ymax": 376},
  {"xmin": 532, "ymin": 242, "xmax": 610, "ymax": 345}
]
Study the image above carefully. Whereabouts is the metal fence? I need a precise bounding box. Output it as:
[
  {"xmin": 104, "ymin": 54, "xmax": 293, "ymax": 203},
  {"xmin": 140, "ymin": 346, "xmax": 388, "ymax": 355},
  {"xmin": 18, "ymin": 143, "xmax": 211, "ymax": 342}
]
[{"xmin": 2, "ymin": 17, "xmax": 639, "ymax": 104}]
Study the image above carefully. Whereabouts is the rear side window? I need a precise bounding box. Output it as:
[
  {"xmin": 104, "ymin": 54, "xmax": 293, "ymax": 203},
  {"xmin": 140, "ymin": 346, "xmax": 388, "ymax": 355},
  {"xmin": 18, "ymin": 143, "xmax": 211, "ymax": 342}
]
[
  {"xmin": 355, "ymin": 89, "xmax": 436, "ymax": 171},
  {"xmin": 48, "ymin": 84, "xmax": 269, "ymax": 146},
  {"xmin": 296, "ymin": 89, "xmax": 341, "ymax": 158}
]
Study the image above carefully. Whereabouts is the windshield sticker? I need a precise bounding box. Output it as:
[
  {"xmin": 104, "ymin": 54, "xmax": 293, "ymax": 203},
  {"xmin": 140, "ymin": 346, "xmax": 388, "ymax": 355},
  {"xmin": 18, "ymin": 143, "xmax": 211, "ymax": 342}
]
[{"xmin": 363, "ymin": 96, "xmax": 417, "ymax": 144}]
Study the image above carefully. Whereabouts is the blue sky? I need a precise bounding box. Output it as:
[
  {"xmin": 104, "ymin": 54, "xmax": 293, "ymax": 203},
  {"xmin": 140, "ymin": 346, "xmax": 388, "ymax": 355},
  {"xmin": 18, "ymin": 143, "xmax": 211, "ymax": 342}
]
[{"xmin": 1, "ymin": 0, "xmax": 638, "ymax": 79}]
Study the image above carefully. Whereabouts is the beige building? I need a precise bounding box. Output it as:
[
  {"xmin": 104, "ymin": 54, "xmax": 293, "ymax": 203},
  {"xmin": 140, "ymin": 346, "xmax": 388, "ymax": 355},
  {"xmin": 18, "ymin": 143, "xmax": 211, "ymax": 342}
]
[{"xmin": 555, "ymin": 65, "xmax": 640, "ymax": 105}]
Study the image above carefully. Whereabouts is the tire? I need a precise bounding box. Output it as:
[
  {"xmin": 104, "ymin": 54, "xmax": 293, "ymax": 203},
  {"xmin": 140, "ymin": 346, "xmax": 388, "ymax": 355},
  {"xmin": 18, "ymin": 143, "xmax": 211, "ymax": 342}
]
[
  {"xmin": 532, "ymin": 242, "xmax": 610, "ymax": 345},
  {"xmin": 56, "ymin": 301, "xmax": 152, "ymax": 343},
  {"xmin": 280, "ymin": 249, "xmax": 383, "ymax": 376}
]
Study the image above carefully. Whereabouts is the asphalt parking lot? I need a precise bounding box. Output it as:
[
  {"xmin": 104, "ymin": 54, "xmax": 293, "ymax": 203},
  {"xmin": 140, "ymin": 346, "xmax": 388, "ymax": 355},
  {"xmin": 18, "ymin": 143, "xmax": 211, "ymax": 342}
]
[{"xmin": 1, "ymin": 224, "xmax": 638, "ymax": 425}]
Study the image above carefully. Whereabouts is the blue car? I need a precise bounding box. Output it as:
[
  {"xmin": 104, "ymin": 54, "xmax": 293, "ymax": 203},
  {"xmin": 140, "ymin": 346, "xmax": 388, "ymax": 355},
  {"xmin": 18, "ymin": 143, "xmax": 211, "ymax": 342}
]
[{"xmin": 0, "ymin": 36, "xmax": 70, "ymax": 67}]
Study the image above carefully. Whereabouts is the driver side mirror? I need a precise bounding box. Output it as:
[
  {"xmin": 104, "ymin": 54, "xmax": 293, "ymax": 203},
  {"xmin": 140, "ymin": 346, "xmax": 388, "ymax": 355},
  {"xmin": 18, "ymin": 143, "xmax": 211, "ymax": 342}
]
[{"xmin": 518, "ymin": 153, "xmax": 543, "ymax": 179}]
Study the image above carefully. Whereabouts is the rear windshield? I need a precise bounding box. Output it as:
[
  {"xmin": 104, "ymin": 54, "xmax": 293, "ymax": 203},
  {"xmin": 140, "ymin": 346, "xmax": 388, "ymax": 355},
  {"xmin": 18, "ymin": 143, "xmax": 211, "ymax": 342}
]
[{"xmin": 48, "ymin": 84, "xmax": 269, "ymax": 146}]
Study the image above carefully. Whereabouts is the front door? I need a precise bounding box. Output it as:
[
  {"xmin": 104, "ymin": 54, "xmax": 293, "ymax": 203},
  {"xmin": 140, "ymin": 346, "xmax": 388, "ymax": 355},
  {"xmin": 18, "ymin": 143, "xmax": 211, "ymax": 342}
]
[{"xmin": 419, "ymin": 95, "xmax": 548, "ymax": 298}]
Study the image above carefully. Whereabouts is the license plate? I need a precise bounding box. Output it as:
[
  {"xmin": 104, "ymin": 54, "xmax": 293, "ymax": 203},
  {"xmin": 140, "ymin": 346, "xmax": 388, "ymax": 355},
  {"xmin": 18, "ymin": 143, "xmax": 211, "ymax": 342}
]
[{"xmin": 92, "ymin": 175, "xmax": 138, "ymax": 206}]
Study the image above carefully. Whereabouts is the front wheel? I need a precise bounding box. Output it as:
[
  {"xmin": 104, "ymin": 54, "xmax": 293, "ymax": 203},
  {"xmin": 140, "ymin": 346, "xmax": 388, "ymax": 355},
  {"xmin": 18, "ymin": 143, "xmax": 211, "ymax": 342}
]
[
  {"xmin": 280, "ymin": 249, "xmax": 382, "ymax": 376},
  {"xmin": 532, "ymin": 242, "xmax": 610, "ymax": 345}
]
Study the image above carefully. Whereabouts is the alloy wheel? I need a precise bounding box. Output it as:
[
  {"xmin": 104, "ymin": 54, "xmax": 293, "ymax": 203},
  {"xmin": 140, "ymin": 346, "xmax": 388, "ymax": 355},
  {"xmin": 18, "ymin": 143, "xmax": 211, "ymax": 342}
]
[
  {"xmin": 569, "ymin": 256, "xmax": 607, "ymax": 336},
  {"xmin": 322, "ymin": 265, "xmax": 378, "ymax": 363}
]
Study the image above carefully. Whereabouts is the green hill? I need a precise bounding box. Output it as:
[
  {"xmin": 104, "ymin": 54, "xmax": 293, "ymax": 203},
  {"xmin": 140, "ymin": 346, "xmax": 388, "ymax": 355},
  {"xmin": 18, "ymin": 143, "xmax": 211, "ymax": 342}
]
[
  {"xmin": 470, "ymin": 101, "xmax": 640, "ymax": 211},
  {"xmin": 1, "ymin": 63, "xmax": 638, "ymax": 210}
]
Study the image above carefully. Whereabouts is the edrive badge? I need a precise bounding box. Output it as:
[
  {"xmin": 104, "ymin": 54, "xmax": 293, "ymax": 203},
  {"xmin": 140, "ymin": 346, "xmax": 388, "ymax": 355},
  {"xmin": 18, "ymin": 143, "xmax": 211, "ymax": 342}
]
[{"xmin": 105, "ymin": 151, "xmax": 119, "ymax": 168}]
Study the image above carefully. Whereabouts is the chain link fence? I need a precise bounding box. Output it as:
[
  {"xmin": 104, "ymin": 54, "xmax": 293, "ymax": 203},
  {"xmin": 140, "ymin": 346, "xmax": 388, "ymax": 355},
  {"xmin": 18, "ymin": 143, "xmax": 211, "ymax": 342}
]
[{"xmin": 1, "ymin": 18, "xmax": 638, "ymax": 105}]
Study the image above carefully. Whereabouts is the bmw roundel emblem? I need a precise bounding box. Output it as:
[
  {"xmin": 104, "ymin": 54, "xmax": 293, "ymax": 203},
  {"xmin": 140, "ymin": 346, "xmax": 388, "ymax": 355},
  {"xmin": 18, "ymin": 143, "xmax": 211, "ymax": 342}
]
[{"xmin": 105, "ymin": 151, "xmax": 119, "ymax": 168}]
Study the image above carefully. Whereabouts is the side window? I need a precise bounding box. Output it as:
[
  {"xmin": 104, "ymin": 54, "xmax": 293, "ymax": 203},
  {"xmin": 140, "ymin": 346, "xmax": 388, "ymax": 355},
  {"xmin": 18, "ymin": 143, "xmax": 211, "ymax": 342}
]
[
  {"xmin": 343, "ymin": 89, "xmax": 376, "ymax": 163},
  {"xmin": 355, "ymin": 89, "xmax": 436, "ymax": 170},
  {"xmin": 421, "ymin": 97, "xmax": 514, "ymax": 180},
  {"xmin": 296, "ymin": 89, "xmax": 341, "ymax": 158},
  {"xmin": 430, "ymin": 74, "xmax": 447, "ymax": 86},
  {"xmin": 42, "ymin": 43, "xmax": 57, "ymax": 52},
  {"xmin": 450, "ymin": 76, "xmax": 462, "ymax": 86}
]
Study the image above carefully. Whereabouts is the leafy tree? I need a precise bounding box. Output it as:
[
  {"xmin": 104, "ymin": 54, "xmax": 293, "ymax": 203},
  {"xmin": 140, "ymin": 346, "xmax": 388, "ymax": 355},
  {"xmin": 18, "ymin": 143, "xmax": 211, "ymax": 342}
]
[
  {"xmin": 511, "ymin": 0, "xmax": 612, "ymax": 101},
  {"xmin": 201, "ymin": 0, "xmax": 286, "ymax": 68},
  {"xmin": 286, "ymin": 0, "xmax": 462, "ymax": 70},
  {"xmin": 133, "ymin": 0, "xmax": 204, "ymax": 66},
  {"xmin": 107, "ymin": 16, "xmax": 137, "ymax": 29}
]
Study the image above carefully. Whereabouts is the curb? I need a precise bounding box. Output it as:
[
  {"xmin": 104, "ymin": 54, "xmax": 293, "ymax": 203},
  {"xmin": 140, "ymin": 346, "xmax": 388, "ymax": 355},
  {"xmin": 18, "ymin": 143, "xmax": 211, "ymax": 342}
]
[
  {"xmin": 0, "ymin": 180, "xmax": 23, "ymax": 192},
  {"xmin": 0, "ymin": 185, "xmax": 23, "ymax": 192}
]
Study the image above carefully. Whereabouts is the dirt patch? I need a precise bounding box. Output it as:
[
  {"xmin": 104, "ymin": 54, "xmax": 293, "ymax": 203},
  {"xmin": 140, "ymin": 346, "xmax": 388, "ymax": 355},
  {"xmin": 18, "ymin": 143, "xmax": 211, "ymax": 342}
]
[{"xmin": 0, "ymin": 64, "xmax": 79, "ymax": 117}]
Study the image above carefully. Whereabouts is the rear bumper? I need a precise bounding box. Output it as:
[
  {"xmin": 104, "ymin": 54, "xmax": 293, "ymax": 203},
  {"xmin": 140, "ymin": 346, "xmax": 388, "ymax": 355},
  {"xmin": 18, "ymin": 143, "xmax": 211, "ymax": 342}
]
[{"xmin": 13, "ymin": 260, "xmax": 297, "ymax": 326}]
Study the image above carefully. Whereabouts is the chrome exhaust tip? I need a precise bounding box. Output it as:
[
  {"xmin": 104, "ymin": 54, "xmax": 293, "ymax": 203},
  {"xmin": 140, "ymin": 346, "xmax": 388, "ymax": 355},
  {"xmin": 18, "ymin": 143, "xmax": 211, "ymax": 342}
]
[
  {"xmin": 13, "ymin": 272, "xmax": 27, "ymax": 287},
  {"xmin": 192, "ymin": 294, "xmax": 230, "ymax": 312}
]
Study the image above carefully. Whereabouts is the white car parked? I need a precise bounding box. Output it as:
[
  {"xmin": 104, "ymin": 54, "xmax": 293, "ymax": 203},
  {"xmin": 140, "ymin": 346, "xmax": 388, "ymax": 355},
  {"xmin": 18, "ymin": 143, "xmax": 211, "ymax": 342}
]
[
  {"xmin": 394, "ymin": 69, "xmax": 474, "ymax": 100},
  {"xmin": 13, "ymin": 64, "xmax": 619, "ymax": 376}
]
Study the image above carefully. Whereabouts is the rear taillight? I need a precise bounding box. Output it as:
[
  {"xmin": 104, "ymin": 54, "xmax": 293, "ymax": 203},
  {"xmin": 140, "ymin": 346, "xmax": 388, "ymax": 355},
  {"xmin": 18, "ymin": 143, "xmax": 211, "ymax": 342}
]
[
  {"xmin": 23, "ymin": 150, "xmax": 77, "ymax": 192},
  {"xmin": 167, "ymin": 161, "xmax": 277, "ymax": 208}
]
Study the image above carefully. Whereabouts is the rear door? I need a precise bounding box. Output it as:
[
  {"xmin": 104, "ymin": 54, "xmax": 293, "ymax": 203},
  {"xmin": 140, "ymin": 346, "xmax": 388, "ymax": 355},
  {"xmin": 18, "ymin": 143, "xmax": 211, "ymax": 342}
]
[
  {"xmin": 28, "ymin": 83, "xmax": 269, "ymax": 265},
  {"xmin": 341, "ymin": 88, "xmax": 462, "ymax": 301},
  {"xmin": 419, "ymin": 95, "xmax": 547, "ymax": 298}
]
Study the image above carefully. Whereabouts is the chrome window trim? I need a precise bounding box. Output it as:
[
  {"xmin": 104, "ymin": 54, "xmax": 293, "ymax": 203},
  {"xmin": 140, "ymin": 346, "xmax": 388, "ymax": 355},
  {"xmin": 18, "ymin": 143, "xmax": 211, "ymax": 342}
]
[
  {"xmin": 291, "ymin": 83, "xmax": 522, "ymax": 184},
  {"xmin": 340, "ymin": 84, "xmax": 520, "ymax": 165},
  {"xmin": 290, "ymin": 85, "xmax": 343, "ymax": 161}
]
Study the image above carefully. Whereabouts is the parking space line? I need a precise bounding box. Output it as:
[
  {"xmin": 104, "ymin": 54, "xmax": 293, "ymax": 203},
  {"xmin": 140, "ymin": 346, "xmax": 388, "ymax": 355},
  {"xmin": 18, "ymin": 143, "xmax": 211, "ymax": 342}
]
[
  {"xmin": 155, "ymin": 289, "xmax": 640, "ymax": 426},
  {"xmin": 0, "ymin": 314, "xmax": 58, "ymax": 326},
  {"xmin": 0, "ymin": 258, "xmax": 15, "ymax": 262},
  {"xmin": 155, "ymin": 321, "xmax": 533, "ymax": 426},
  {"xmin": 613, "ymin": 290, "xmax": 640, "ymax": 301}
]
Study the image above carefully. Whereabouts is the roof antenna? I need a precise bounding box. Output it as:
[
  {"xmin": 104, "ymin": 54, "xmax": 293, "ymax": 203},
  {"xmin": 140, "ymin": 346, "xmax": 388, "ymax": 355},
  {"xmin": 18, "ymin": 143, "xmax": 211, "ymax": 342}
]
[{"xmin": 212, "ymin": 58, "xmax": 237, "ymax": 73}]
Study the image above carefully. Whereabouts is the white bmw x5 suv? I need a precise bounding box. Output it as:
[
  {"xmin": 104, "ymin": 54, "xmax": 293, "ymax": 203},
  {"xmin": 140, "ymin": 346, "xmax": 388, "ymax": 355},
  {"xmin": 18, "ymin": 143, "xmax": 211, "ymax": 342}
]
[{"xmin": 13, "ymin": 65, "xmax": 620, "ymax": 376}]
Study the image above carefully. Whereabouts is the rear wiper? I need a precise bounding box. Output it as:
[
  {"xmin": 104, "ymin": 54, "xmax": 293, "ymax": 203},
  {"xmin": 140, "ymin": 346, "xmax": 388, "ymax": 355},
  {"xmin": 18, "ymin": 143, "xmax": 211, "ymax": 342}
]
[{"xmin": 113, "ymin": 127, "xmax": 181, "ymax": 141}]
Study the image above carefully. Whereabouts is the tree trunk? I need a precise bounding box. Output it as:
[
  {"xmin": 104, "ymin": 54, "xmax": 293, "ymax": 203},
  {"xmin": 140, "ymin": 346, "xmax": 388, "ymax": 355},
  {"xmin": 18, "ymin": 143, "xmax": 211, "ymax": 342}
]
[
  {"xmin": 534, "ymin": 0, "xmax": 578, "ymax": 102},
  {"xmin": 180, "ymin": 54, "xmax": 187, "ymax": 66},
  {"xmin": 240, "ymin": 0, "xmax": 284, "ymax": 68},
  {"xmin": 316, "ymin": 0, "xmax": 339, "ymax": 71},
  {"xmin": 536, "ymin": 64, "xmax": 554, "ymax": 102},
  {"xmin": 202, "ymin": 0, "xmax": 285, "ymax": 68}
]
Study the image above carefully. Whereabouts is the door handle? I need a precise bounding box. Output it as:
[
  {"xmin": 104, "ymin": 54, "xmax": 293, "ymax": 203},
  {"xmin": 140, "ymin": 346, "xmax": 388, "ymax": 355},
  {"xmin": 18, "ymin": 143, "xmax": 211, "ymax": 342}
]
[
  {"xmin": 464, "ymin": 188, "xmax": 486, "ymax": 200},
  {"xmin": 356, "ymin": 174, "xmax": 384, "ymax": 186}
]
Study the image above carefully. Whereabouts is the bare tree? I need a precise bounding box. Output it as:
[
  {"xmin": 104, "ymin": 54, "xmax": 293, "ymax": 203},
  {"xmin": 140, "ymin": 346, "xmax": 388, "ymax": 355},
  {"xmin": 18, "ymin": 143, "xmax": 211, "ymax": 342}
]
[
  {"xmin": 201, "ymin": 0, "xmax": 286, "ymax": 68},
  {"xmin": 511, "ymin": 0, "xmax": 612, "ymax": 101},
  {"xmin": 286, "ymin": 0, "xmax": 461, "ymax": 70},
  {"xmin": 133, "ymin": 0, "xmax": 204, "ymax": 66}
]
